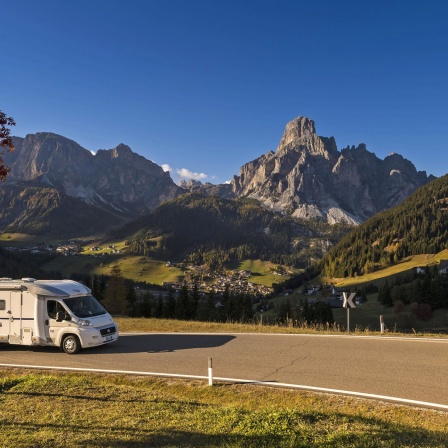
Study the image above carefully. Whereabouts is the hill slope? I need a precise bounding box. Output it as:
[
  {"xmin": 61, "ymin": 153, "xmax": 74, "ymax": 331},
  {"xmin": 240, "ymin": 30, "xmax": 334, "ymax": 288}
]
[
  {"xmin": 0, "ymin": 132, "xmax": 182, "ymax": 236},
  {"xmin": 0, "ymin": 183, "xmax": 121, "ymax": 236},
  {"xmin": 111, "ymin": 193, "xmax": 350, "ymax": 267},
  {"xmin": 322, "ymin": 174, "xmax": 448, "ymax": 278}
]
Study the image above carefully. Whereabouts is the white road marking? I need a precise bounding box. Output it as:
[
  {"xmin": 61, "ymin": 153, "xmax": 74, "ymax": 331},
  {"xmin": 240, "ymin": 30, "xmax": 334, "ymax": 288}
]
[{"xmin": 1, "ymin": 362, "xmax": 447, "ymax": 412}]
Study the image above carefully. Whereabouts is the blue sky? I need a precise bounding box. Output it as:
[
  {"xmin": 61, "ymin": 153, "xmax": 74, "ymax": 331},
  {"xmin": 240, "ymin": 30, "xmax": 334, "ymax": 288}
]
[{"xmin": 3, "ymin": 0, "xmax": 448, "ymax": 184}]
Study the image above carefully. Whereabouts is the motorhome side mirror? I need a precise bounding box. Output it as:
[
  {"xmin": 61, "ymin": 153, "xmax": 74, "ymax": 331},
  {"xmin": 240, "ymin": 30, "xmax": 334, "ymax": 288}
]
[{"xmin": 56, "ymin": 311, "xmax": 70, "ymax": 322}]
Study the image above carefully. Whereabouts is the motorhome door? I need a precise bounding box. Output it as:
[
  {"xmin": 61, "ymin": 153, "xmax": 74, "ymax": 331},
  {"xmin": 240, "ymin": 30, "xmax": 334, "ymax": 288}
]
[
  {"xmin": 6, "ymin": 291, "xmax": 22, "ymax": 344},
  {"xmin": 0, "ymin": 294, "xmax": 9, "ymax": 341},
  {"xmin": 43, "ymin": 299, "xmax": 70, "ymax": 346}
]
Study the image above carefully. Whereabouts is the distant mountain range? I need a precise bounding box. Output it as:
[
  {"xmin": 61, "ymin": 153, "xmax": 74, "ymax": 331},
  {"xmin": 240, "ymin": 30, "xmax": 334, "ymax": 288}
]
[
  {"xmin": 0, "ymin": 117, "xmax": 435, "ymax": 237},
  {"xmin": 186, "ymin": 116, "xmax": 435, "ymax": 224},
  {"xmin": 1, "ymin": 133, "xmax": 182, "ymax": 235}
]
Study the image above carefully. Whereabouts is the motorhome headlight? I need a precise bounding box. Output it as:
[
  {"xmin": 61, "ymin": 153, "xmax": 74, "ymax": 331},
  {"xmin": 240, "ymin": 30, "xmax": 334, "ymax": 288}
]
[{"xmin": 80, "ymin": 319, "xmax": 93, "ymax": 326}]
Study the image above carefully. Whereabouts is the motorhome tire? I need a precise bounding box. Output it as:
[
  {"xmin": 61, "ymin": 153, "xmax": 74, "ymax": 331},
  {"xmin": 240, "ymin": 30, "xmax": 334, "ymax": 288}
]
[{"xmin": 62, "ymin": 335, "xmax": 81, "ymax": 354}]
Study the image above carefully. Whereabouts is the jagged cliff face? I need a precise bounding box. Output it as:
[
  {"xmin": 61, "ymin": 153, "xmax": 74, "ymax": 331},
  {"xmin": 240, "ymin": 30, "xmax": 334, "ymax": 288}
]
[
  {"xmin": 230, "ymin": 117, "xmax": 434, "ymax": 224},
  {"xmin": 5, "ymin": 133, "xmax": 182, "ymax": 217},
  {"xmin": 1, "ymin": 120, "xmax": 435, "ymax": 237},
  {"xmin": 179, "ymin": 179, "xmax": 234, "ymax": 199}
]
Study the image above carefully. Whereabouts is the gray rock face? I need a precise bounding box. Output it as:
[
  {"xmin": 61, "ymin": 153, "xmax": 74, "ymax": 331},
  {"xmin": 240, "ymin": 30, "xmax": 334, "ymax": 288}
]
[
  {"xmin": 179, "ymin": 179, "xmax": 234, "ymax": 199},
  {"xmin": 5, "ymin": 133, "xmax": 182, "ymax": 217},
  {"xmin": 230, "ymin": 117, "xmax": 435, "ymax": 224}
]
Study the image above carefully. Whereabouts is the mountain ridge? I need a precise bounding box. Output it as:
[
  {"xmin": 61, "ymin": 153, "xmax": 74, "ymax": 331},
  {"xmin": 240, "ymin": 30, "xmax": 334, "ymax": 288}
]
[
  {"xmin": 6, "ymin": 132, "xmax": 182, "ymax": 217},
  {"xmin": 1, "ymin": 116, "xmax": 436, "ymax": 237},
  {"xmin": 227, "ymin": 117, "xmax": 434, "ymax": 224}
]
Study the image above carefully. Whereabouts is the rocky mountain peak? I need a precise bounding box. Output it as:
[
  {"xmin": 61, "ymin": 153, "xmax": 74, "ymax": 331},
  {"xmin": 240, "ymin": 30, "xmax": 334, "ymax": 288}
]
[
  {"xmin": 4, "ymin": 132, "xmax": 182, "ymax": 218},
  {"xmin": 179, "ymin": 179, "xmax": 203, "ymax": 189},
  {"xmin": 277, "ymin": 116, "xmax": 316, "ymax": 150},
  {"xmin": 110, "ymin": 143, "xmax": 134, "ymax": 158},
  {"xmin": 228, "ymin": 116, "xmax": 434, "ymax": 224},
  {"xmin": 275, "ymin": 116, "xmax": 334, "ymax": 162}
]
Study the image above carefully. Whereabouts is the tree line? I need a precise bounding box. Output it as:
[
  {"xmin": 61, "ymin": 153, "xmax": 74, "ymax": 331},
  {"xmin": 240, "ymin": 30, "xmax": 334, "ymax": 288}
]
[
  {"xmin": 113, "ymin": 193, "xmax": 346, "ymax": 270},
  {"xmin": 277, "ymin": 298, "xmax": 334, "ymax": 326},
  {"xmin": 322, "ymin": 175, "xmax": 448, "ymax": 278},
  {"xmin": 71, "ymin": 266, "xmax": 256, "ymax": 323},
  {"xmin": 377, "ymin": 266, "xmax": 448, "ymax": 315}
]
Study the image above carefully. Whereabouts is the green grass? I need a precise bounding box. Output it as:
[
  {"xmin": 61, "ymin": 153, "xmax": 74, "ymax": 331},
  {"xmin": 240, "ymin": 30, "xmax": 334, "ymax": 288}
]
[
  {"xmin": 113, "ymin": 317, "xmax": 448, "ymax": 338},
  {"xmin": 0, "ymin": 233, "xmax": 61, "ymax": 247},
  {"xmin": 226, "ymin": 259, "xmax": 301, "ymax": 286},
  {"xmin": 327, "ymin": 250, "xmax": 448, "ymax": 290},
  {"xmin": 0, "ymin": 370, "xmax": 446, "ymax": 447},
  {"xmin": 265, "ymin": 290, "xmax": 448, "ymax": 334},
  {"xmin": 41, "ymin": 254, "xmax": 299, "ymax": 287},
  {"xmin": 332, "ymin": 296, "xmax": 448, "ymax": 333},
  {"xmin": 0, "ymin": 233, "xmax": 298, "ymax": 287},
  {"xmin": 41, "ymin": 254, "xmax": 185, "ymax": 284}
]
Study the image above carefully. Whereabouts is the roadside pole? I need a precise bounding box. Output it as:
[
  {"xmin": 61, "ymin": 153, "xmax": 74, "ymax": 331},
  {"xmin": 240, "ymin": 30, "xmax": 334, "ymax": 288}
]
[
  {"xmin": 342, "ymin": 292, "xmax": 356, "ymax": 333},
  {"xmin": 208, "ymin": 358, "xmax": 213, "ymax": 386}
]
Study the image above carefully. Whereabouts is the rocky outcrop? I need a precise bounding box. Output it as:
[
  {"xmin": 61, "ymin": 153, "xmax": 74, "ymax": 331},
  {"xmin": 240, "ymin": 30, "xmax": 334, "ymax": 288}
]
[
  {"xmin": 5, "ymin": 133, "xmax": 182, "ymax": 217},
  {"xmin": 230, "ymin": 117, "xmax": 435, "ymax": 224},
  {"xmin": 179, "ymin": 179, "xmax": 234, "ymax": 199}
]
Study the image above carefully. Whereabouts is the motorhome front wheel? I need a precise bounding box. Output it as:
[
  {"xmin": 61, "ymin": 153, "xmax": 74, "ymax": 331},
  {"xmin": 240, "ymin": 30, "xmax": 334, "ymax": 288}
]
[{"xmin": 62, "ymin": 335, "xmax": 81, "ymax": 354}]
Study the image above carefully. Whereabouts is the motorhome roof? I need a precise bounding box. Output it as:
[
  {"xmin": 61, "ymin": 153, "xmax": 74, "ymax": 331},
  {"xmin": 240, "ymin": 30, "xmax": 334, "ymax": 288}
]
[{"xmin": 0, "ymin": 279, "xmax": 91, "ymax": 297}]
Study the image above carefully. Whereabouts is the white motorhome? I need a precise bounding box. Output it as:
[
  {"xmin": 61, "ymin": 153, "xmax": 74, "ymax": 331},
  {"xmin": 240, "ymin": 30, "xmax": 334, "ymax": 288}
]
[{"xmin": 0, "ymin": 278, "xmax": 118, "ymax": 354}]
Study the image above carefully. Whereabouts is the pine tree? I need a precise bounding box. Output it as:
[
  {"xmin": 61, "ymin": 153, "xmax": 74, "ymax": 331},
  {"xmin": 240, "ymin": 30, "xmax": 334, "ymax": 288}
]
[
  {"xmin": 191, "ymin": 282, "xmax": 200, "ymax": 319},
  {"xmin": 91, "ymin": 275, "xmax": 106, "ymax": 302},
  {"xmin": 378, "ymin": 280, "xmax": 392, "ymax": 307},
  {"xmin": 125, "ymin": 282, "xmax": 137, "ymax": 316},
  {"xmin": 165, "ymin": 290, "xmax": 176, "ymax": 318},
  {"xmin": 103, "ymin": 265, "xmax": 127, "ymax": 315},
  {"xmin": 241, "ymin": 295, "xmax": 254, "ymax": 322},
  {"xmin": 154, "ymin": 296, "xmax": 164, "ymax": 318},
  {"xmin": 175, "ymin": 284, "xmax": 190, "ymax": 320}
]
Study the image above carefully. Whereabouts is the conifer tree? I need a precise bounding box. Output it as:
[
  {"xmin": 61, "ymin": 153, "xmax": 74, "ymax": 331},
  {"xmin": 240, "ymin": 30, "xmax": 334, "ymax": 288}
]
[
  {"xmin": 175, "ymin": 284, "xmax": 190, "ymax": 320},
  {"xmin": 165, "ymin": 290, "xmax": 176, "ymax": 318},
  {"xmin": 103, "ymin": 265, "xmax": 127, "ymax": 315},
  {"xmin": 125, "ymin": 281, "xmax": 137, "ymax": 316}
]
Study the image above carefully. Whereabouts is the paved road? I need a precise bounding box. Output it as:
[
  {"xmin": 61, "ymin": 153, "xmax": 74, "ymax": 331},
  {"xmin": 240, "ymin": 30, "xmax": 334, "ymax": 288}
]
[{"xmin": 1, "ymin": 333, "xmax": 447, "ymax": 407}]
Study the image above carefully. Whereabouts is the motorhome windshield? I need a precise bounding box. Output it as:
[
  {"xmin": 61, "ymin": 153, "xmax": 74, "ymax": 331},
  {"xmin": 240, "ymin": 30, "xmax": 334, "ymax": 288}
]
[{"xmin": 62, "ymin": 296, "xmax": 106, "ymax": 318}]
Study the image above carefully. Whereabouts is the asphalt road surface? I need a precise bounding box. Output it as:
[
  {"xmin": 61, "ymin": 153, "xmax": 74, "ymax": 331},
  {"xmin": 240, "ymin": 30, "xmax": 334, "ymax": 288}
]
[{"xmin": 1, "ymin": 333, "xmax": 447, "ymax": 407}]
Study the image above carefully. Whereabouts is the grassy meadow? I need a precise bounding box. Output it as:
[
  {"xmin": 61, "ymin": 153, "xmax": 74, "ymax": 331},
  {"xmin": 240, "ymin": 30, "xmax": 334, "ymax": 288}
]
[
  {"xmin": 327, "ymin": 250, "xmax": 448, "ymax": 290},
  {"xmin": 268, "ymin": 290, "xmax": 448, "ymax": 334},
  {"xmin": 226, "ymin": 259, "xmax": 301, "ymax": 286},
  {"xmin": 0, "ymin": 369, "xmax": 447, "ymax": 448},
  {"xmin": 2, "ymin": 232, "xmax": 448, "ymax": 333},
  {"xmin": 0, "ymin": 232, "xmax": 60, "ymax": 246},
  {"xmin": 41, "ymin": 253, "xmax": 186, "ymax": 284},
  {"xmin": 113, "ymin": 317, "xmax": 448, "ymax": 339}
]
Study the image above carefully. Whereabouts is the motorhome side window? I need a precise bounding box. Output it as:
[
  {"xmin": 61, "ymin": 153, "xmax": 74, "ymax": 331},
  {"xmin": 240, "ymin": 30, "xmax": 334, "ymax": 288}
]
[
  {"xmin": 0, "ymin": 300, "xmax": 5, "ymax": 311},
  {"xmin": 47, "ymin": 300, "xmax": 65, "ymax": 319}
]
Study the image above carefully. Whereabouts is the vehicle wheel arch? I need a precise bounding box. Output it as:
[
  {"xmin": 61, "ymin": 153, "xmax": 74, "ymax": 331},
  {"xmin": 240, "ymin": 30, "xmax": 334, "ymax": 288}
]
[{"xmin": 60, "ymin": 333, "xmax": 82, "ymax": 354}]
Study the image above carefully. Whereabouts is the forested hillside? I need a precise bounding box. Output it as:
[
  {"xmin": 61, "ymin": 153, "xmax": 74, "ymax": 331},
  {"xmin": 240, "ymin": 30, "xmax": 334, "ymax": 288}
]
[
  {"xmin": 0, "ymin": 246, "xmax": 49, "ymax": 279},
  {"xmin": 322, "ymin": 175, "xmax": 448, "ymax": 278},
  {"xmin": 112, "ymin": 193, "xmax": 350, "ymax": 268}
]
